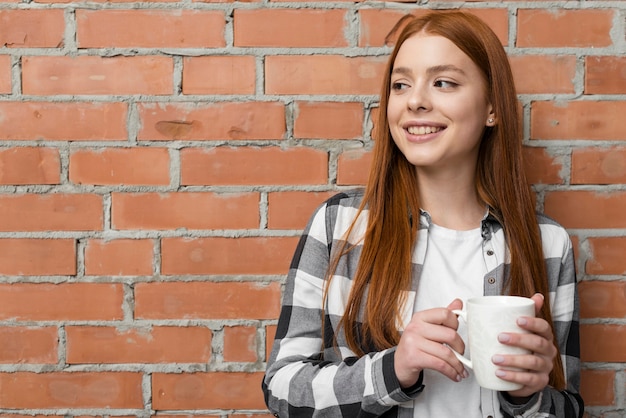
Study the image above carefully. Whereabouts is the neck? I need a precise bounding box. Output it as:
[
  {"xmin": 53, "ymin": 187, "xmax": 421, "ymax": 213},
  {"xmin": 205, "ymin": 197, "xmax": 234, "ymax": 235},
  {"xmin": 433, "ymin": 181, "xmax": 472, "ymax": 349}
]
[{"xmin": 416, "ymin": 169, "xmax": 486, "ymax": 230}]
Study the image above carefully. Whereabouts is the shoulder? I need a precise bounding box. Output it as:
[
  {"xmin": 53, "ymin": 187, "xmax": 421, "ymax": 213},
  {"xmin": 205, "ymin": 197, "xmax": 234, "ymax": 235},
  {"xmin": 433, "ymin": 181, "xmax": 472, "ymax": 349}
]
[
  {"xmin": 536, "ymin": 212, "xmax": 573, "ymax": 257},
  {"xmin": 314, "ymin": 189, "xmax": 365, "ymax": 222},
  {"xmin": 303, "ymin": 189, "xmax": 365, "ymax": 235},
  {"xmin": 324, "ymin": 188, "xmax": 365, "ymax": 209}
]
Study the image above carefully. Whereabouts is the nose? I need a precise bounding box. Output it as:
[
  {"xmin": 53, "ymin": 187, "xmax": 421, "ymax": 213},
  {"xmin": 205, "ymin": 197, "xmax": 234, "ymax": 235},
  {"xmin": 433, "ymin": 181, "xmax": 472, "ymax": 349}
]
[{"xmin": 407, "ymin": 84, "xmax": 431, "ymax": 111}]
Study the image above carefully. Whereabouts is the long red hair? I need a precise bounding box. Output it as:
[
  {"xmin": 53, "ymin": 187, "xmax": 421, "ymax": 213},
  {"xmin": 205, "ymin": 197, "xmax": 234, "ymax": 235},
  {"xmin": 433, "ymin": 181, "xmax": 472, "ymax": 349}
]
[{"xmin": 325, "ymin": 11, "xmax": 565, "ymax": 390}]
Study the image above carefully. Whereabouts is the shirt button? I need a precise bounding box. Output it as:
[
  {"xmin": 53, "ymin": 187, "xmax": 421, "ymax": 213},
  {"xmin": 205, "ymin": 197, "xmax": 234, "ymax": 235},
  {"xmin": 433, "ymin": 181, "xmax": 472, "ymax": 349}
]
[
  {"xmin": 488, "ymin": 277, "xmax": 496, "ymax": 284},
  {"xmin": 487, "ymin": 250, "xmax": 494, "ymax": 256}
]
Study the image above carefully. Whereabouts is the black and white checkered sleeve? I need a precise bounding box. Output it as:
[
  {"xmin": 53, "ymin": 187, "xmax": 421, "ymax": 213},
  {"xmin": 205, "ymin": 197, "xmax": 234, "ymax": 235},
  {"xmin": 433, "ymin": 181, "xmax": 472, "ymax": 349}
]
[{"xmin": 262, "ymin": 193, "xmax": 417, "ymax": 418}]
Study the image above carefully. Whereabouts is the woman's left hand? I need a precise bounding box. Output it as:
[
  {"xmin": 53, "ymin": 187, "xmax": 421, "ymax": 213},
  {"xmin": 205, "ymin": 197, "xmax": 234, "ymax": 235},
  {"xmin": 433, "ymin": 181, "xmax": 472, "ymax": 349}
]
[{"xmin": 491, "ymin": 293, "xmax": 557, "ymax": 401}]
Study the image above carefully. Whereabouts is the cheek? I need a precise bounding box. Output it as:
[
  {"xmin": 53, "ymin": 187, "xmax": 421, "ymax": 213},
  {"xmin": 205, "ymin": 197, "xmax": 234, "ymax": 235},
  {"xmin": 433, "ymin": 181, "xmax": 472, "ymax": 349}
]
[
  {"xmin": 386, "ymin": 98, "xmax": 403, "ymax": 122},
  {"xmin": 453, "ymin": 100, "xmax": 489, "ymax": 127}
]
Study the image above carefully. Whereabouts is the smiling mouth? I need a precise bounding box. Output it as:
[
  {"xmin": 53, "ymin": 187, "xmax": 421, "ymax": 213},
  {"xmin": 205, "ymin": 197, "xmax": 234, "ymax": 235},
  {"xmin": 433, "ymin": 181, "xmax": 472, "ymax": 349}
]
[{"xmin": 407, "ymin": 126, "xmax": 444, "ymax": 135}]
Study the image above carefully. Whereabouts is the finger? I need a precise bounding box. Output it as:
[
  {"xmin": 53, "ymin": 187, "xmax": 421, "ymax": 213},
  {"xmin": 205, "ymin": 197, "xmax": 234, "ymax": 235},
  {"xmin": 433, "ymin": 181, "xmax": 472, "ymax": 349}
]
[
  {"xmin": 530, "ymin": 293, "xmax": 544, "ymax": 315},
  {"xmin": 498, "ymin": 331, "xmax": 556, "ymax": 357},
  {"xmin": 413, "ymin": 307, "xmax": 460, "ymax": 331},
  {"xmin": 420, "ymin": 340, "xmax": 467, "ymax": 382},
  {"xmin": 516, "ymin": 316, "xmax": 553, "ymax": 341},
  {"xmin": 416, "ymin": 322, "xmax": 462, "ymax": 346},
  {"xmin": 492, "ymin": 352, "xmax": 552, "ymax": 374},
  {"xmin": 494, "ymin": 368, "xmax": 549, "ymax": 395},
  {"xmin": 422, "ymin": 353, "xmax": 465, "ymax": 382},
  {"xmin": 397, "ymin": 336, "xmax": 467, "ymax": 383}
]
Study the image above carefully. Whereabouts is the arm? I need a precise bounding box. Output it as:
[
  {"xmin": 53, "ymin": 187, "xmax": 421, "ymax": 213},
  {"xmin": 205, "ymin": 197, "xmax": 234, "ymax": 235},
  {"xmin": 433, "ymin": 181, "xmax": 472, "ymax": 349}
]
[
  {"xmin": 262, "ymin": 198, "xmax": 419, "ymax": 417},
  {"xmin": 497, "ymin": 227, "xmax": 584, "ymax": 417}
]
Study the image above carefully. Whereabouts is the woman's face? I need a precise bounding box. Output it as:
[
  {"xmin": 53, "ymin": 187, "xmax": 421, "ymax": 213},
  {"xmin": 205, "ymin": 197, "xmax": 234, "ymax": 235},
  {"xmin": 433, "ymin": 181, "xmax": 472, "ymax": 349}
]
[{"xmin": 387, "ymin": 33, "xmax": 494, "ymax": 175}]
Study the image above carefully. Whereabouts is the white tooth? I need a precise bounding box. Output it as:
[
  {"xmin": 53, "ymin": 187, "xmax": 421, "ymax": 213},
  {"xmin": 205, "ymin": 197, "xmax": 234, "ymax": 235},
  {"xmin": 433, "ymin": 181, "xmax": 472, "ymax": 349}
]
[{"xmin": 408, "ymin": 126, "xmax": 440, "ymax": 135}]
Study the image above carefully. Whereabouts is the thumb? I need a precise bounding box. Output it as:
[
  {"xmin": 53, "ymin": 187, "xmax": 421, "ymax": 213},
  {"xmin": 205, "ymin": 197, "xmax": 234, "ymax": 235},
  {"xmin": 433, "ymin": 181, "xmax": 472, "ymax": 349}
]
[
  {"xmin": 447, "ymin": 298, "xmax": 463, "ymax": 311},
  {"xmin": 531, "ymin": 293, "xmax": 545, "ymax": 315}
]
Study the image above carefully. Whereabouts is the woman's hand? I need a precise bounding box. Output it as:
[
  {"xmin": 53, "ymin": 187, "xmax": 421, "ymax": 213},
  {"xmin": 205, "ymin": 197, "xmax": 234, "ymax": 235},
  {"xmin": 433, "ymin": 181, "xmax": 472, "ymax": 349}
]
[
  {"xmin": 394, "ymin": 299, "xmax": 468, "ymax": 388},
  {"xmin": 492, "ymin": 293, "xmax": 557, "ymax": 401}
]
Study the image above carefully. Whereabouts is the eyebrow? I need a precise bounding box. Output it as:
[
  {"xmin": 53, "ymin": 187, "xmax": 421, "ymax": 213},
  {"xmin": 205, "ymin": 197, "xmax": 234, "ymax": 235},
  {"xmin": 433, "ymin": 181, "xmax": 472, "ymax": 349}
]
[{"xmin": 391, "ymin": 64, "xmax": 467, "ymax": 77}]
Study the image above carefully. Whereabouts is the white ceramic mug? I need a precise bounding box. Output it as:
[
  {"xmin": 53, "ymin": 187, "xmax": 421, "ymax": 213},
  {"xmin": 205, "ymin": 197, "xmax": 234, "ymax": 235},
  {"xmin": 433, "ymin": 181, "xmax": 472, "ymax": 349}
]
[{"xmin": 451, "ymin": 295, "xmax": 535, "ymax": 391}]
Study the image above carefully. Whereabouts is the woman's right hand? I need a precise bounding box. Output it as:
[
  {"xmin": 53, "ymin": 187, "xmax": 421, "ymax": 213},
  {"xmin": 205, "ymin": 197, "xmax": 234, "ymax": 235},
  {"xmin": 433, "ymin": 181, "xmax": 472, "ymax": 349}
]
[{"xmin": 394, "ymin": 298, "xmax": 468, "ymax": 388}]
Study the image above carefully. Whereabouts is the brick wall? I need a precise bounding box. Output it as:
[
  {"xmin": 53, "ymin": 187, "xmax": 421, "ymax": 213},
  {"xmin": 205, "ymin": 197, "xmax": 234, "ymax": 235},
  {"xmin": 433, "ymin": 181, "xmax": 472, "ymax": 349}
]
[{"xmin": 0, "ymin": 0, "xmax": 624, "ymax": 417}]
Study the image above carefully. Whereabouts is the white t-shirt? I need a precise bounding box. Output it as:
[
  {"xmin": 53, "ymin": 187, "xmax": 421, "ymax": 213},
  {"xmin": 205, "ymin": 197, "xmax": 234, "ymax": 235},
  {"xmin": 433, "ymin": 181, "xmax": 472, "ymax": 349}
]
[{"xmin": 412, "ymin": 222, "xmax": 490, "ymax": 418}]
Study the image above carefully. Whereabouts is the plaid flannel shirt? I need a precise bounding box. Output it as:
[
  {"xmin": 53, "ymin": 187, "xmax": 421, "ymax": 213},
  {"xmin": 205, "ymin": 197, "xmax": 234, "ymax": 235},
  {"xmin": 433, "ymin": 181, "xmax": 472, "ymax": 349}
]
[{"xmin": 263, "ymin": 189, "xmax": 583, "ymax": 418}]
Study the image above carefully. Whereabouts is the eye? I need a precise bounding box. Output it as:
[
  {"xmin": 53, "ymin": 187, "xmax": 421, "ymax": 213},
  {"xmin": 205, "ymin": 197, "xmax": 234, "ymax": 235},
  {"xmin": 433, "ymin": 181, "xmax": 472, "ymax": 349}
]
[
  {"xmin": 434, "ymin": 79, "xmax": 458, "ymax": 88},
  {"xmin": 391, "ymin": 81, "xmax": 410, "ymax": 91}
]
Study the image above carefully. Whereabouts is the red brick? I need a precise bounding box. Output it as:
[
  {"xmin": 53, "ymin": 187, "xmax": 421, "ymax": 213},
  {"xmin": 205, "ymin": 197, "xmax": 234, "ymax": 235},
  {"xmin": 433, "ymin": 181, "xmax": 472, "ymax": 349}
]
[
  {"xmin": 152, "ymin": 416, "xmax": 220, "ymax": 418},
  {"xmin": 72, "ymin": 416, "xmax": 136, "ymax": 418},
  {"xmin": 70, "ymin": 147, "xmax": 170, "ymax": 186},
  {"xmin": 358, "ymin": 9, "xmax": 508, "ymax": 47},
  {"xmin": 0, "ymin": 147, "xmax": 60, "ymax": 185},
  {"xmin": 0, "ymin": 10, "xmax": 65, "ymax": 48},
  {"xmin": 183, "ymin": 56, "xmax": 256, "ymax": 95},
  {"xmin": 0, "ymin": 327, "xmax": 57, "ymax": 364},
  {"xmin": 531, "ymin": 101, "xmax": 626, "ymax": 141},
  {"xmin": 294, "ymin": 102, "xmax": 364, "ymax": 139},
  {"xmin": 77, "ymin": 10, "xmax": 226, "ymax": 48},
  {"xmin": 135, "ymin": 281, "xmax": 281, "ymax": 320},
  {"xmin": 152, "ymin": 372, "xmax": 265, "ymax": 410},
  {"xmin": 544, "ymin": 191, "xmax": 626, "ymax": 229},
  {"xmin": 0, "ymin": 283, "xmax": 123, "ymax": 321},
  {"xmin": 161, "ymin": 237, "xmax": 298, "ymax": 275},
  {"xmin": 269, "ymin": 0, "xmax": 352, "ymax": 4},
  {"xmin": 22, "ymin": 56, "xmax": 173, "ymax": 95},
  {"xmin": 517, "ymin": 9, "xmax": 614, "ymax": 47},
  {"xmin": 580, "ymin": 324, "xmax": 626, "ymax": 362},
  {"xmin": 586, "ymin": 237, "xmax": 626, "ymax": 275},
  {"xmin": 234, "ymin": 9, "xmax": 348, "ymax": 47},
  {"xmin": 266, "ymin": 55, "xmax": 387, "ymax": 95},
  {"xmin": 180, "ymin": 147, "xmax": 327, "ymax": 186},
  {"xmin": 0, "ymin": 372, "xmax": 142, "ymax": 409},
  {"xmin": 41, "ymin": 0, "xmax": 177, "ymax": 3},
  {"xmin": 585, "ymin": 56, "xmax": 626, "ymax": 94},
  {"xmin": 85, "ymin": 239, "xmax": 154, "ymax": 276},
  {"xmin": 265, "ymin": 324, "xmax": 277, "ymax": 361},
  {"xmin": 66, "ymin": 326, "xmax": 211, "ymax": 364},
  {"xmin": 0, "ymin": 415, "xmax": 48, "ymax": 418},
  {"xmin": 73, "ymin": 416, "xmax": 136, "ymax": 418},
  {"xmin": 223, "ymin": 326, "xmax": 257, "ymax": 362},
  {"xmin": 193, "ymin": 0, "xmax": 260, "ymax": 3},
  {"xmin": 0, "ymin": 55, "xmax": 10, "ymax": 93},
  {"xmin": 359, "ymin": 9, "xmax": 423, "ymax": 47},
  {"xmin": 579, "ymin": 281, "xmax": 626, "ymax": 319},
  {"xmin": 0, "ymin": 239, "xmax": 75, "ymax": 276},
  {"xmin": 0, "ymin": 194, "xmax": 102, "ymax": 232},
  {"xmin": 580, "ymin": 369, "xmax": 615, "ymax": 406},
  {"xmin": 337, "ymin": 148, "xmax": 372, "ymax": 186},
  {"xmin": 0, "ymin": 102, "xmax": 127, "ymax": 141},
  {"xmin": 111, "ymin": 192, "xmax": 259, "ymax": 230},
  {"xmin": 268, "ymin": 191, "xmax": 336, "ymax": 229},
  {"xmin": 522, "ymin": 147, "xmax": 564, "ymax": 185},
  {"xmin": 572, "ymin": 147, "xmax": 626, "ymax": 185},
  {"xmin": 509, "ymin": 55, "xmax": 576, "ymax": 94},
  {"xmin": 229, "ymin": 415, "xmax": 274, "ymax": 418},
  {"xmin": 137, "ymin": 102, "xmax": 285, "ymax": 141}
]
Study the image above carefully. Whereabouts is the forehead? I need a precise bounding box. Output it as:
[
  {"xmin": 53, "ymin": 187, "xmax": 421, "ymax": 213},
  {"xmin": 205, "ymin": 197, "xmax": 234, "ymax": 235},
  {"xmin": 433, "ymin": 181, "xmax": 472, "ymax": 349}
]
[{"xmin": 392, "ymin": 33, "xmax": 482, "ymax": 76}]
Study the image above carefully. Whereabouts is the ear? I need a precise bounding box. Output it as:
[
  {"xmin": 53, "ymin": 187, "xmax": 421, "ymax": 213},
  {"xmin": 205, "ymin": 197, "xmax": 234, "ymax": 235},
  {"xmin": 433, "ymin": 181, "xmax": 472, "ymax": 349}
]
[{"xmin": 486, "ymin": 107, "xmax": 496, "ymax": 127}]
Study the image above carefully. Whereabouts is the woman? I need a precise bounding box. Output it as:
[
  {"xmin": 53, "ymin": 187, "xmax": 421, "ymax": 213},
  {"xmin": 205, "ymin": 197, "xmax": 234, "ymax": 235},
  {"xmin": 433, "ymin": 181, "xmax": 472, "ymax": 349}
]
[{"xmin": 263, "ymin": 11, "xmax": 583, "ymax": 417}]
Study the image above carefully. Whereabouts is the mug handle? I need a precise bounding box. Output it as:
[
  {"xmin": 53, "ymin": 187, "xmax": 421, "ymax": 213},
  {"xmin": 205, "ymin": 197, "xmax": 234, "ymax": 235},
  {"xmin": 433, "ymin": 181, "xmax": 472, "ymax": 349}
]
[{"xmin": 450, "ymin": 309, "xmax": 472, "ymax": 370}]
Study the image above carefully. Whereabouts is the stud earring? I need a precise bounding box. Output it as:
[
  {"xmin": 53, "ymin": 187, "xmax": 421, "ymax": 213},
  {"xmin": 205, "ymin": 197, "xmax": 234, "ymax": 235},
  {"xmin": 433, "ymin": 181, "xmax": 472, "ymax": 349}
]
[{"xmin": 488, "ymin": 118, "xmax": 495, "ymax": 124}]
